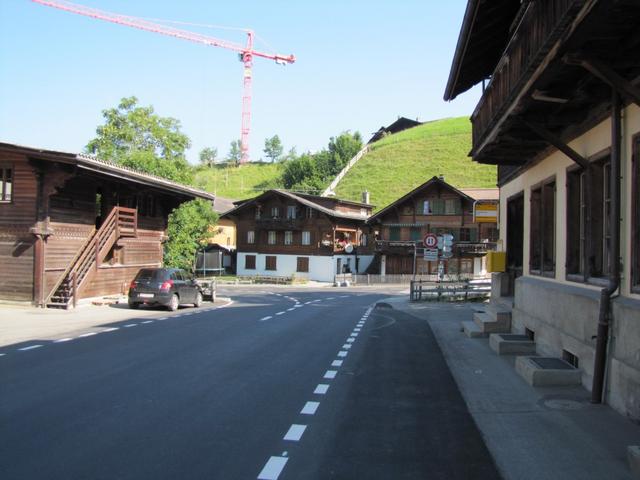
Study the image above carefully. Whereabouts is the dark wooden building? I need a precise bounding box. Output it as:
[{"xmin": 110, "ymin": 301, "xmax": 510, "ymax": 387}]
[
  {"xmin": 222, "ymin": 190, "xmax": 374, "ymax": 282},
  {"xmin": 368, "ymin": 117, "xmax": 422, "ymax": 144},
  {"xmin": 0, "ymin": 143, "xmax": 215, "ymax": 307},
  {"xmin": 367, "ymin": 176, "xmax": 498, "ymax": 276}
]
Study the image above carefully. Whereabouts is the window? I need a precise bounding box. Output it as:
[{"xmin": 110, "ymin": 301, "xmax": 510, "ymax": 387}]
[
  {"xmin": 410, "ymin": 228, "xmax": 421, "ymax": 241},
  {"xmin": 296, "ymin": 257, "xmax": 309, "ymax": 273},
  {"xmin": 360, "ymin": 208, "xmax": 368, "ymax": 216},
  {"xmin": 284, "ymin": 231, "xmax": 293, "ymax": 245},
  {"xmin": 459, "ymin": 228, "xmax": 471, "ymax": 242},
  {"xmin": 247, "ymin": 230, "xmax": 255, "ymax": 244},
  {"xmin": 268, "ymin": 231, "xmax": 277, "ymax": 245},
  {"xmin": 530, "ymin": 179, "xmax": 556, "ymax": 275},
  {"xmin": 305, "ymin": 207, "xmax": 314, "ymax": 219},
  {"xmin": 255, "ymin": 207, "xmax": 262, "ymax": 219},
  {"xmin": 431, "ymin": 199, "xmax": 445, "ymax": 215},
  {"xmin": 567, "ymin": 158, "xmax": 612, "ymax": 280},
  {"xmin": 460, "ymin": 258, "xmax": 474, "ymax": 274},
  {"xmin": 265, "ymin": 255, "xmax": 277, "ymax": 271},
  {"xmin": 389, "ymin": 227, "xmax": 400, "ymax": 241},
  {"xmin": 0, "ymin": 165, "xmax": 12, "ymax": 202},
  {"xmin": 360, "ymin": 233, "xmax": 368, "ymax": 247},
  {"xmin": 633, "ymin": 135, "xmax": 640, "ymax": 291},
  {"xmin": 286, "ymin": 205, "xmax": 297, "ymax": 219},
  {"xmin": 445, "ymin": 198, "xmax": 461, "ymax": 215},
  {"xmin": 245, "ymin": 255, "xmax": 256, "ymax": 270},
  {"xmin": 302, "ymin": 231, "xmax": 311, "ymax": 245},
  {"xmin": 271, "ymin": 206, "xmax": 280, "ymax": 218},
  {"xmin": 422, "ymin": 200, "xmax": 431, "ymax": 215}
]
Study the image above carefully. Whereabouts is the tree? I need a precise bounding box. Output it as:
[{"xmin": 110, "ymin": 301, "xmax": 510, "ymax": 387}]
[
  {"xmin": 227, "ymin": 139, "xmax": 242, "ymax": 166},
  {"xmin": 199, "ymin": 147, "xmax": 218, "ymax": 168},
  {"xmin": 86, "ymin": 96, "xmax": 193, "ymax": 184},
  {"xmin": 263, "ymin": 135, "xmax": 284, "ymax": 163},
  {"xmin": 164, "ymin": 199, "xmax": 219, "ymax": 270}
]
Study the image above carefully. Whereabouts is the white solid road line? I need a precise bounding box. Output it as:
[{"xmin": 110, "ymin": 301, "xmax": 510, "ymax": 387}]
[
  {"xmin": 323, "ymin": 370, "xmax": 337, "ymax": 379},
  {"xmin": 331, "ymin": 360, "xmax": 343, "ymax": 367},
  {"xmin": 18, "ymin": 345, "xmax": 43, "ymax": 351},
  {"xmin": 283, "ymin": 424, "xmax": 307, "ymax": 442},
  {"xmin": 260, "ymin": 316, "xmax": 273, "ymax": 322},
  {"xmin": 314, "ymin": 384, "xmax": 330, "ymax": 394},
  {"xmin": 337, "ymin": 351, "xmax": 348, "ymax": 357},
  {"xmin": 257, "ymin": 456, "xmax": 288, "ymax": 480},
  {"xmin": 301, "ymin": 401, "xmax": 320, "ymax": 415},
  {"xmin": 54, "ymin": 338, "xmax": 73, "ymax": 343}
]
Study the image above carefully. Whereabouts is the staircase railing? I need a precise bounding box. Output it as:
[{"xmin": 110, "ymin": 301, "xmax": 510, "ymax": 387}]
[{"xmin": 45, "ymin": 206, "xmax": 138, "ymax": 308}]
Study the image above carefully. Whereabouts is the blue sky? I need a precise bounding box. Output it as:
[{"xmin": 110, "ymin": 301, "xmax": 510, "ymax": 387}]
[{"xmin": 0, "ymin": 0, "xmax": 480, "ymax": 164}]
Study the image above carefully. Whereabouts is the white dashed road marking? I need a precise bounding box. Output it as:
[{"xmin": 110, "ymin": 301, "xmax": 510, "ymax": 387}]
[
  {"xmin": 304, "ymin": 301, "xmax": 312, "ymax": 305},
  {"xmin": 257, "ymin": 456, "xmax": 288, "ymax": 480},
  {"xmin": 287, "ymin": 308, "xmax": 295, "ymax": 312},
  {"xmin": 342, "ymin": 344, "xmax": 352, "ymax": 349},
  {"xmin": 18, "ymin": 345, "xmax": 42, "ymax": 351},
  {"xmin": 54, "ymin": 338, "xmax": 73, "ymax": 343},
  {"xmin": 346, "ymin": 338, "xmax": 355, "ymax": 343},
  {"xmin": 79, "ymin": 332, "xmax": 97, "ymax": 338},
  {"xmin": 283, "ymin": 424, "xmax": 307, "ymax": 442},
  {"xmin": 103, "ymin": 327, "xmax": 119, "ymax": 332},
  {"xmin": 323, "ymin": 370, "xmax": 337, "ymax": 379},
  {"xmin": 124, "ymin": 324, "xmax": 137, "ymax": 328},
  {"xmin": 260, "ymin": 316, "xmax": 273, "ymax": 322},
  {"xmin": 301, "ymin": 401, "xmax": 320, "ymax": 415},
  {"xmin": 141, "ymin": 320, "xmax": 153, "ymax": 324},
  {"xmin": 314, "ymin": 384, "xmax": 330, "ymax": 395},
  {"xmin": 276, "ymin": 311, "xmax": 285, "ymax": 316},
  {"xmin": 337, "ymin": 351, "xmax": 348, "ymax": 357},
  {"xmin": 331, "ymin": 360, "xmax": 343, "ymax": 367}
]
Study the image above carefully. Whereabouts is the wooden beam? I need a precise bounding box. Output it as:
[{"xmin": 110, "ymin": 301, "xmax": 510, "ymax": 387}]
[
  {"xmin": 517, "ymin": 118, "xmax": 590, "ymax": 170},
  {"xmin": 564, "ymin": 54, "xmax": 640, "ymax": 107}
]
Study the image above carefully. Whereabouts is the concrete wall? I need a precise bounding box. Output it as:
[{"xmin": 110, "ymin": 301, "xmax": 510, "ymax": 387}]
[
  {"xmin": 501, "ymin": 104, "xmax": 640, "ymax": 419},
  {"xmin": 236, "ymin": 252, "xmax": 374, "ymax": 283}
]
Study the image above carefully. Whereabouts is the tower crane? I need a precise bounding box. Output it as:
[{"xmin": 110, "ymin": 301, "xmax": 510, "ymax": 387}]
[{"xmin": 32, "ymin": 0, "xmax": 296, "ymax": 164}]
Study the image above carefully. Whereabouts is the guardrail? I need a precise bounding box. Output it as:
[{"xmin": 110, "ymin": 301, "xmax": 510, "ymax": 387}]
[{"xmin": 409, "ymin": 278, "xmax": 491, "ymax": 302}]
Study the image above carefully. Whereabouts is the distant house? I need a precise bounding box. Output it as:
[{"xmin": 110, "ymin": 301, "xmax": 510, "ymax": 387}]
[
  {"xmin": 368, "ymin": 117, "xmax": 422, "ymax": 144},
  {"xmin": 209, "ymin": 196, "xmax": 236, "ymax": 250},
  {"xmin": 445, "ymin": 0, "xmax": 640, "ymax": 417},
  {"xmin": 0, "ymin": 142, "xmax": 215, "ymax": 307},
  {"xmin": 221, "ymin": 190, "xmax": 374, "ymax": 282},
  {"xmin": 367, "ymin": 176, "xmax": 498, "ymax": 276},
  {"xmin": 199, "ymin": 195, "xmax": 237, "ymax": 274}
]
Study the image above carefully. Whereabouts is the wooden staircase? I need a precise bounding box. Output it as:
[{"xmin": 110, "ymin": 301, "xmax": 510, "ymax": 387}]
[{"xmin": 46, "ymin": 207, "xmax": 137, "ymax": 309}]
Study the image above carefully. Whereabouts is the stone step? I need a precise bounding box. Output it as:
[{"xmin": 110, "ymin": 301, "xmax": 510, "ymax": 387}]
[
  {"xmin": 461, "ymin": 320, "xmax": 487, "ymax": 338},
  {"xmin": 473, "ymin": 311, "xmax": 511, "ymax": 333},
  {"xmin": 489, "ymin": 333, "xmax": 536, "ymax": 355},
  {"xmin": 515, "ymin": 356, "xmax": 582, "ymax": 387},
  {"xmin": 483, "ymin": 302, "xmax": 512, "ymax": 323}
]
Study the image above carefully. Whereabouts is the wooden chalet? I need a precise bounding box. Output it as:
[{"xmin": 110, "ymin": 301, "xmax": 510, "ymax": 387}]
[
  {"xmin": 222, "ymin": 190, "xmax": 374, "ymax": 282},
  {"xmin": 368, "ymin": 117, "xmax": 422, "ymax": 144},
  {"xmin": 445, "ymin": 0, "xmax": 640, "ymax": 417},
  {"xmin": 0, "ymin": 142, "xmax": 215, "ymax": 308},
  {"xmin": 367, "ymin": 176, "xmax": 498, "ymax": 276}
]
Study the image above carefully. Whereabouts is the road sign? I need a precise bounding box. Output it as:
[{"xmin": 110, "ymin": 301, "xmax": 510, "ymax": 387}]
[
  {"xmin": 423, "ymin": 233, "xmax": 438, "ymax": 248},
  {"xmin": 423, "ymin": 248, "xmax": 438, "ymax": 261}
]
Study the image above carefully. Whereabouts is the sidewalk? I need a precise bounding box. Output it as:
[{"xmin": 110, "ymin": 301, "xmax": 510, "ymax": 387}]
[
  {"xmin": 382, "ymin": 296, "xmax": 640, "ymax": 480},
  {"xmin": 0, "ymin": 297, "xmax": 231, "ymax": 348}
]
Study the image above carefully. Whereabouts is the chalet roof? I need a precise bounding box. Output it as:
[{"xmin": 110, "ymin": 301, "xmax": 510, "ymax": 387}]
[
  {"xmin": 443, "ymin": 0, "xmax": 522, "ymax": 101},
  {"xmin": 459, "ymin": 188, "xmax": 499, "ymax": 202},
  {"xmin": 212, "ymin": 196, "xmax": 236, "ymax": 214},
  {"xmin": 0, "ymin": 142, "xmax": 215, "ymax": 201},
  {"xmin": 368, "ymin": 117, "xmax": 422, "ymax": 144},
  {"xmin": 367, "ymin": 176, "xmax": 477, "ymax": 224},
  {"xmin": 222, "ymin": 189, "xmax": 370, "ymax": 221}
]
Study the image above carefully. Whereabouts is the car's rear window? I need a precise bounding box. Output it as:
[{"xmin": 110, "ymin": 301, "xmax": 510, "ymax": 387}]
[{"xmin": 134, "ymin": 269, "xmax": 166, "ymax": 281}]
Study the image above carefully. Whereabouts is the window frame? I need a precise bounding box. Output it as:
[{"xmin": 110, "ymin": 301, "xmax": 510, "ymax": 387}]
[
  {"xmin": 245, "ymin": 255, "xmax": 256, "ymax": 270},
  {"xmin": 265, "ymin": 255, "xmax": 277, "ymax": 271},
  {"xmin": 286, "ymin": 205, "xmax": 297, "ymax": 219},
  {"xmin": 247, "ymin": 230, "xmax": 255, "ymax": 244},
  {"xmin": 284, "ymin": 230, "xmax": 293, "ymax": 245},
  {"xmin": 296, "ymin": 256, "xmax": 309, "ymax": 273},
  {"xmin": 529, "ymin": 176, "xmax": 556, "ymax": 277},
  {"xmin": 301, "ymin": 230, "xmax": 311, "ymax": 246},
  {"xmin": 0, "ymin": 164, "xmax": 13, "ymax": 203},
  {"xmin": 268, "ymin": 230, "xmax": 277, "ymax": 245}
]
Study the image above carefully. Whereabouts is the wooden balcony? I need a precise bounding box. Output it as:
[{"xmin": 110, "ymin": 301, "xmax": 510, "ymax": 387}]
[
  {"xmin": 470, "ymin": 0, "xmax": 584, "ymax": 153},
  {"xmin": 255, "ymin": 217, "xmax": 304, "ymax": 230}
]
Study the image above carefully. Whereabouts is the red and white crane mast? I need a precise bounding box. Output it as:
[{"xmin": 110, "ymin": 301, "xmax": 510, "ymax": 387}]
[{"xmin": 32, "ymin": 0, "xmax": 296, "ymax": 164}]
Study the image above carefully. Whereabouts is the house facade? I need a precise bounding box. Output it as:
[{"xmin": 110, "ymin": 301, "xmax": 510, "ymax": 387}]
[
  {"xmin": 367, "ymin": 176, "xmax": 498, "ymax": 276},
  {"xmin": 0, "ymin": 142, "xmax": 215, "ymax": 307},
  {"xmin": 222, "ymin": 190, "xmax": 374, "ymax": 282},
  {"xmin": 445, "ymin": 0, "xmax": 640, "ymax": 418}
]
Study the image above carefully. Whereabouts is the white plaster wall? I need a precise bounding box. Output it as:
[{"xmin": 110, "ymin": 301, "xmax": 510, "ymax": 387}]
[{"xmin": 237, "ymin": 252, "xmax": 338, "ymax": 282}]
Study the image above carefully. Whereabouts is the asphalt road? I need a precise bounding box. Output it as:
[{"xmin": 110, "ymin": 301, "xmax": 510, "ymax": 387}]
[{"xmin": 1, "ymin": 288, "xmax": 501, "ymax": 479}]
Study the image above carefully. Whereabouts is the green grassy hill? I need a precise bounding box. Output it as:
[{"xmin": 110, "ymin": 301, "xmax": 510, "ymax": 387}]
[
  {"xmin": 193, "ymin": 162, "xmax": 284, "ymax": 200},
  {"xmin": 334, "ymin": 117, "xmax": 496, "ymax": 210}
]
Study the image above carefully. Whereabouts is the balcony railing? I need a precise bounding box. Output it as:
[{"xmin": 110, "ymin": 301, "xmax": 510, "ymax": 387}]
[
  {"xmin": 471, "ymin": 0, "xmax": 582, "ymax": 150},
  {"xmin": 255, "ymin": 217, "xmax": 304, "ymax": 230}
]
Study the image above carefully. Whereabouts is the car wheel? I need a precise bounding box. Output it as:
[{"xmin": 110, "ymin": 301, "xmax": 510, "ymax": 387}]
[
  {"xmin": 128, "ymin": 302, "xmax": 139, "ymax": 310},
  {"xmin": 194, "ymin": 291, "xmax": 203, "ymax": 308},
  {"xmin": 168, "ymin": 294, "xmax": 179, "ymax": 312}
]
